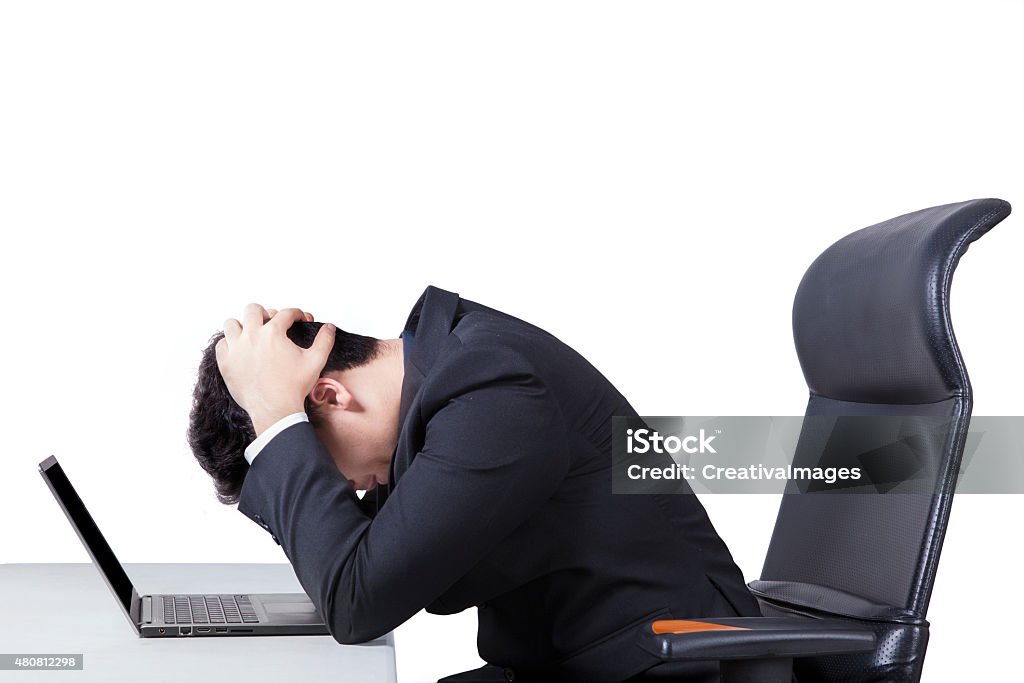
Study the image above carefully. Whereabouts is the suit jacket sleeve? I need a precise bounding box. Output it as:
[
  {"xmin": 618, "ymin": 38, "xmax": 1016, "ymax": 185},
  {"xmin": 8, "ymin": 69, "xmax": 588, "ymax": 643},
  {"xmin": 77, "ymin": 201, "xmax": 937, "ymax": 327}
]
[{"xmin": 236, "ymin": 343, "xmax": 571, "ymax": 643}]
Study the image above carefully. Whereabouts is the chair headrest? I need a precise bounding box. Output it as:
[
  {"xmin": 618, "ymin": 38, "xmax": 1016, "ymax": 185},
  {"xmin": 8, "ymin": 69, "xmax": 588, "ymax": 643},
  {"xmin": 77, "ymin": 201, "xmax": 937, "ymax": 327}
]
[{"xmin": 793, "ymin": 198, "xmax": 1011, "ymax": 405}]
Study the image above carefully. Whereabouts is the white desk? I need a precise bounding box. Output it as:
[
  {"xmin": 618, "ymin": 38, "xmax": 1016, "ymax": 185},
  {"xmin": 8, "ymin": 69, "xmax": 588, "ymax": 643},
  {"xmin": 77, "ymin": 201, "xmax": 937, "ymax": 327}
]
[{"xmin": 0, "ymin": 563, "xmax": 397, "ymax": 682}]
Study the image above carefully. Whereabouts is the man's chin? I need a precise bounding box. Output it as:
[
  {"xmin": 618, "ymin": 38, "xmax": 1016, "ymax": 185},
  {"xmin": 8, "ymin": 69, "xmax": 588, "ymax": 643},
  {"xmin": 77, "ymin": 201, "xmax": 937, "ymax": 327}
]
[{"xmin": 346, "ymin": 476, "xmax": 382, "ymax": 492}]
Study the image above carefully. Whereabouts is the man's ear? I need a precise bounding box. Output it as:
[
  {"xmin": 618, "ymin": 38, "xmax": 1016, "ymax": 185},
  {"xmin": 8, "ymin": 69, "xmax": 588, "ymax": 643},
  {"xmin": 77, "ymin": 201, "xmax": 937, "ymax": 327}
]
[{"xmin": 309, "ymin": 377, "xmax": 353, "ymax": 412}]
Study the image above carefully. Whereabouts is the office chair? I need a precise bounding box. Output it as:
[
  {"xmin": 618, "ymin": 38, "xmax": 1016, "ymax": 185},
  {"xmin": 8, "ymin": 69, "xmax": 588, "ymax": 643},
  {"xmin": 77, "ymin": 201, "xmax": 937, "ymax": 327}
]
[{"xmin": 637, "ymin": 197, "xmax": 1013, "ymax": 682}]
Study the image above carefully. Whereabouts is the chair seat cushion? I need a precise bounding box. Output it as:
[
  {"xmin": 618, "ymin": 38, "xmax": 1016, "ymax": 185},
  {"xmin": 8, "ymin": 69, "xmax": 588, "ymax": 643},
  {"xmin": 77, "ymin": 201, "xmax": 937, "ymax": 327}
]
[{"xmin": 748, "ymin": 580, "xmax": 925, "ymax": 625}]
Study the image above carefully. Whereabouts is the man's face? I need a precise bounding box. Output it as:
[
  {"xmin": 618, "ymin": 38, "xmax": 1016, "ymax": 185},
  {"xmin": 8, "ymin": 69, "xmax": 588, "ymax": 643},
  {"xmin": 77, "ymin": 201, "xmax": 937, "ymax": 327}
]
[{"xmin": 312, "ymin": 407, "xmax": 396, "ymax": 492}]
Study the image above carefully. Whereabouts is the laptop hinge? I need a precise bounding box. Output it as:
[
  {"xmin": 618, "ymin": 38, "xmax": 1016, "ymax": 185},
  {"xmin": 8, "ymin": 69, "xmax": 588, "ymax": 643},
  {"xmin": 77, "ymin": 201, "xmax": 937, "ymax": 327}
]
[
  {"xmin": 127, "ymin": 588, "xmax": 142, "ymax": 633},
  {"xmin": 142, "ymin": 595, "xmax": 152, "ymax": 624}
]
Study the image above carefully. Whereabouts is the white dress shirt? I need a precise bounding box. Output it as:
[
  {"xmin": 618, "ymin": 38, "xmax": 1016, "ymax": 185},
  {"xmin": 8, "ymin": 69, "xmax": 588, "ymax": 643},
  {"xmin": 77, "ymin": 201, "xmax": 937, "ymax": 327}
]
[{"xmin": 244, "ymin": 411, "xmax": 309, "ymax": 465}]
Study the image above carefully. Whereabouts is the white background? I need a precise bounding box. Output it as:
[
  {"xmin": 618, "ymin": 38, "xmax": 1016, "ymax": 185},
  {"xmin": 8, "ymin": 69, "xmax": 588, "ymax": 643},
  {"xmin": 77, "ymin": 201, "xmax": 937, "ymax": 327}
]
[{"xmin": 1, "ymin": 2, "xmax": 1022, "ymax": 681}]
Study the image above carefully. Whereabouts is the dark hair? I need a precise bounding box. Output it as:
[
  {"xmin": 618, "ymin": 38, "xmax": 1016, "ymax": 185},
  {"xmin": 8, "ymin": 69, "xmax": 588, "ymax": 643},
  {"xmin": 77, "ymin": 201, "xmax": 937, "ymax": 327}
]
[{"xmin": 187, "ymin": 321, "xmax": 380, "ymax": 504}]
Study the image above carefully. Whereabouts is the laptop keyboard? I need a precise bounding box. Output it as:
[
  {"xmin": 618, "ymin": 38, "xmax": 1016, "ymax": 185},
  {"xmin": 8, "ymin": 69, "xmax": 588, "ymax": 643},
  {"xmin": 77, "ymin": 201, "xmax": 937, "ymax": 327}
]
[{"xmin": 162, "ymin": 595, "xmax": 259, "ymax": 625}]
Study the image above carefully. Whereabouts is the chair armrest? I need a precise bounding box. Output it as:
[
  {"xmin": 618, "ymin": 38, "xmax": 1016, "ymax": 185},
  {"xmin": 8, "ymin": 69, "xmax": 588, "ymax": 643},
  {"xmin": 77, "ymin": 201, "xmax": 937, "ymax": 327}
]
[{"xmin": 637, "ymin": 616, "xmax": 877, "ymax": 662}]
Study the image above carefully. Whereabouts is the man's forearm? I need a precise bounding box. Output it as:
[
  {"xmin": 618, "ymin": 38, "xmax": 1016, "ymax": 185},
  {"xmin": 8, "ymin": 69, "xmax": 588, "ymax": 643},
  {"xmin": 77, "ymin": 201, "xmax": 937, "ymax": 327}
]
[{"xmin": 237, "ymin": 420, "xmax": 395, "ymax": 643}]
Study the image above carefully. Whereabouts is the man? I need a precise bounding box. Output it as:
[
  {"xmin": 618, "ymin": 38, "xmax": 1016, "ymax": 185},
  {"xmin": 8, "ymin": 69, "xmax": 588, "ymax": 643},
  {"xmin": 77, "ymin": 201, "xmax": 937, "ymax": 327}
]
[{"xmin": 188, "ymin": 285, "xmax": 761, "ymax": 682}]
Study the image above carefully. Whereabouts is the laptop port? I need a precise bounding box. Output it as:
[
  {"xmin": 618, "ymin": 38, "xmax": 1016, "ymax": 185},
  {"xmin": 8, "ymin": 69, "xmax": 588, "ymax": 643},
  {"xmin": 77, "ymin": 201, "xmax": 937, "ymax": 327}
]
[
  {"xmin": 197, "ymin": 628, "xmax": 211, "ymax": 633},
  {"xmin": 179, "ymin": 627, "xmax": 192, "ymax": 636},
  {"xmin": 214, "ymin": 628, "xmax": 227, "ymax": 633},
  {"xmin": 230, "ymin": 628, "xmax": 252, "ymax": 633}
]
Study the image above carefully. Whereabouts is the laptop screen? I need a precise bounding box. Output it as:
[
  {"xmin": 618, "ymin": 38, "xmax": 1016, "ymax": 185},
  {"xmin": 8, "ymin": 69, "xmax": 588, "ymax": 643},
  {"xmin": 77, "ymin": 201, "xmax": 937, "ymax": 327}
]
[{"xmin": 39, "ymin": 455, "xmax": 139, "ymax": 631}]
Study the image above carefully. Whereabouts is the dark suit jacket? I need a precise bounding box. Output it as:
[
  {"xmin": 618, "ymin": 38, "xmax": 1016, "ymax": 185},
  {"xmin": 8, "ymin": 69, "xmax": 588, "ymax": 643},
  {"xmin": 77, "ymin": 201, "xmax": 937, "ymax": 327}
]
[{"xmin": 237, "ymin": 285, "xmax": 761, "ymax": 682}]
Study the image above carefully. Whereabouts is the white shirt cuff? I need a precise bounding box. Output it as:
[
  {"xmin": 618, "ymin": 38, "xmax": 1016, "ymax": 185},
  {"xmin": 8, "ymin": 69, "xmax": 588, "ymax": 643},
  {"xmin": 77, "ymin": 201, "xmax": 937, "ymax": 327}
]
[{"xmin": 244, "ymin": 412, "xmax": 309, "ymax": 465}]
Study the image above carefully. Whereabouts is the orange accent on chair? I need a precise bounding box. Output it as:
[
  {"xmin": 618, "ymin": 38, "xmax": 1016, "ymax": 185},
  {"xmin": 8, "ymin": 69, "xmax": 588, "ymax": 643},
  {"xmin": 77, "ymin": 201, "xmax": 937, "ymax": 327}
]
[{"xmin": 651, "ymin": 620, "xmax": 751, "ymax": 634}]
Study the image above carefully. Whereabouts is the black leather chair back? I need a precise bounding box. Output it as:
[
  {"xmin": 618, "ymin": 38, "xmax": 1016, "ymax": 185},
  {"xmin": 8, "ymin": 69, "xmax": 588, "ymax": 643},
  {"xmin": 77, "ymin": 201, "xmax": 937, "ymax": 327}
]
[{"xmin": 748, "ymin": 198, "xmax": 1012, "ymax": 682}]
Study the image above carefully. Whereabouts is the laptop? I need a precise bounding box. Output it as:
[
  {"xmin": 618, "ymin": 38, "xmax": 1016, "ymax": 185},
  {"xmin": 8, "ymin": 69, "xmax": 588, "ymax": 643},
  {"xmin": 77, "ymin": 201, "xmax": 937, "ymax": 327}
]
[{"xmin": 38, "ymin": 455, "xmax": 329, "ymax": 638}]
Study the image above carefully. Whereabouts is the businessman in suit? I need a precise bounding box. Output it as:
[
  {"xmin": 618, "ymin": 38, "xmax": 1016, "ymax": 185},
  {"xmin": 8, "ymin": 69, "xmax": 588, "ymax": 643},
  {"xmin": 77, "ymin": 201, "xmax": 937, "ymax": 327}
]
[{"xmin": 196, "ymin": 285, "xmax": 762, "ymax": 682}]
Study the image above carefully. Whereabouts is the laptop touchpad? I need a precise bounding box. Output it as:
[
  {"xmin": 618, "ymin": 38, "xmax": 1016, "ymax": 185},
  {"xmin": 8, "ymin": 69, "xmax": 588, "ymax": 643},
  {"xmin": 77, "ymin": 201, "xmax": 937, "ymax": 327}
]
[{"xmin": 262, "ymin": 600, "xmax": 322, "ymax": 624}]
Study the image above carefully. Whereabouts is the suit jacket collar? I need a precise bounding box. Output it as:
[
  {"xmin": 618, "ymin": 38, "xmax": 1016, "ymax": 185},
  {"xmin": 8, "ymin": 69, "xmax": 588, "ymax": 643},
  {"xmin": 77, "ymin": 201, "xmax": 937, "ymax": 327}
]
[
  {"xmin": 401, "ymin": 284, "xmax": 461, "ymax": 382},
  {"xmin": 386, "ymin": 285, "xmax": 461, "ymax": 491}
]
